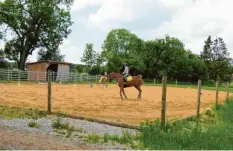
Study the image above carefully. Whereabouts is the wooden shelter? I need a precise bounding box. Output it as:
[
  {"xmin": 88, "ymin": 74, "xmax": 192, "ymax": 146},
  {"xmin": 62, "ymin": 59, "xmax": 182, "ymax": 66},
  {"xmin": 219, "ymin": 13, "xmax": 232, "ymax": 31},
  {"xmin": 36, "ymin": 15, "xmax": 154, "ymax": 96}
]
[{"xmin": 27, "ymin": 60, "xmax": 72, "ymax": 82}]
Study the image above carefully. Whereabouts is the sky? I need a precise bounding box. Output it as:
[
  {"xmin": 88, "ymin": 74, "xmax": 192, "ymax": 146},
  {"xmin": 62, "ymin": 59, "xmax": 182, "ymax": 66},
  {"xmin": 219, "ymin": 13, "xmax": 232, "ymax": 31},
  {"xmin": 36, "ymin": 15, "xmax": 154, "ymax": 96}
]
[{"xmin": 1, "ymin": 0, "xmax": 233, "ymax": 64}]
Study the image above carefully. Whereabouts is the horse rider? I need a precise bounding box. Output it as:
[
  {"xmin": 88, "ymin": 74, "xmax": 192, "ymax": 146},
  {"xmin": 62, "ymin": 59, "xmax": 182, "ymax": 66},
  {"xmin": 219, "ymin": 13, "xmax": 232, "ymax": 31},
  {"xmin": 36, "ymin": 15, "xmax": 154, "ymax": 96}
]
[{"xmin": 121, "ymin": 63, "xmax": 129, "ymax": 84}]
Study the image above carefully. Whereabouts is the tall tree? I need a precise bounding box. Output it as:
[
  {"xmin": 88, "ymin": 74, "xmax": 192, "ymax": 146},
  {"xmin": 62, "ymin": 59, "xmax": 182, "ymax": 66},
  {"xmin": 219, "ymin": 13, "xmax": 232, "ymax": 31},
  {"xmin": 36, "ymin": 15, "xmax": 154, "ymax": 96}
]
[
  {"xmin": 201, "ymin": 36, "xmax": 231, "ymax": 81},
  {"xmin": 101, "ymin": 28, "xmax": 145, "ymax": 72},
  {"xmin": 156, "ymin": 35, "xmax": 187, "ymax": 77},
  {"xmin": 200, "ymin": 36, "xmax": 213, "ymax": 79},
  {"xmin": 37, "ymin": 48, "xmax": 65, "ymax": 61},
  {"xmin": 81, "ymin": 43, "xmax": 97, "ymax": 68},
  {"xmin": 211, "ymin": 37, "xmax": 231, "ymax": 80},
  {"xmin": 201, "ymin": 36, "xmax": 213, "ymax": 61},
  {"xmin": 0, "ymin": 0, "xmax": 73, "ymax": 70}
]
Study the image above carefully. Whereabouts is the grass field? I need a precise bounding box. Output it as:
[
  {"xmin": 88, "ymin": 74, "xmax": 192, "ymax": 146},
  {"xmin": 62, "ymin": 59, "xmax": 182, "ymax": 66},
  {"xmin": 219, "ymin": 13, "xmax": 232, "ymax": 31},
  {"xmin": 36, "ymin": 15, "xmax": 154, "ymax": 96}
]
[
  {"xmin": 139, "ymin": 99, "xmax": 233, "ymax": 149},
  {"xmin": 145, "ymin": 82, "xmax": 233, "ymax": 92}
]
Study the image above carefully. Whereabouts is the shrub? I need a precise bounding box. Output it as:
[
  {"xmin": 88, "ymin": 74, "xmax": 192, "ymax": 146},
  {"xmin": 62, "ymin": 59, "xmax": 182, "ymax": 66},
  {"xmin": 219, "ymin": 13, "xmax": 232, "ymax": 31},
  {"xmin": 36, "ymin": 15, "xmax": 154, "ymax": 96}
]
[{"xmin": 28, "ymin": 121, "xmax": 40, "ymax": 128}]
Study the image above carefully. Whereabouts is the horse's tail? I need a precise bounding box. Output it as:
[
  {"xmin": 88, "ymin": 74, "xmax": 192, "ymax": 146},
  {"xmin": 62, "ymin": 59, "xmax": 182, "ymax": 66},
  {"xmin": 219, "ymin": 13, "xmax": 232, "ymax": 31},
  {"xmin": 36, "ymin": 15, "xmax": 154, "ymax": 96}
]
[
  {"xmin": 98, "ymin": 76, "xmax": 103, "ymax": 83},
  {"xmin": 137, "ymin": 74, "xmax": 143, "ymax": 78},
  {"xmin": 137, "ymin": 74, "xmax": 144, "ymax": 84}
]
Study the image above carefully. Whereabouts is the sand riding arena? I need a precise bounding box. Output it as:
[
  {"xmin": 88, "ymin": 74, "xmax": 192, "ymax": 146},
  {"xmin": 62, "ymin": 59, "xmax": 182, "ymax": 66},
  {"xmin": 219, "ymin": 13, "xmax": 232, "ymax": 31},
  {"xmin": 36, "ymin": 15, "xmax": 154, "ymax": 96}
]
[{"xmin": 0, "ymin": 82, "xmax": 228, "ymax": 124}]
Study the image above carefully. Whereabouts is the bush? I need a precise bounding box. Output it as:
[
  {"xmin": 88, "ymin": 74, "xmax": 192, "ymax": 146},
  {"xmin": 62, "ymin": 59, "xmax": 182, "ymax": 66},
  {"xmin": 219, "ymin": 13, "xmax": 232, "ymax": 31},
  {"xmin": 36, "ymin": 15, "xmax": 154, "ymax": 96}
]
[
  {"xmin": 202, "ymin": 79, "xmax": 215, "ymax": 86},
  {"xmin": 28, "ymin": 121, "xmax": 40, "ymax": 128},
  {"xmin": 88, "ymin": 66, "xmax": 101, "ymax": 75}
]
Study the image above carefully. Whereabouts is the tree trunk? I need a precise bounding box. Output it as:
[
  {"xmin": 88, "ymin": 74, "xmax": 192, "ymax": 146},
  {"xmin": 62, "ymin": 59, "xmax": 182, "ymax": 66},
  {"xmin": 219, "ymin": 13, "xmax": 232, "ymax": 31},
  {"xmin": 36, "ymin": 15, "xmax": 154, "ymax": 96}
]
[{"xmin": 18, "ymin": 50, "xmax": 28, "ymax": 70}]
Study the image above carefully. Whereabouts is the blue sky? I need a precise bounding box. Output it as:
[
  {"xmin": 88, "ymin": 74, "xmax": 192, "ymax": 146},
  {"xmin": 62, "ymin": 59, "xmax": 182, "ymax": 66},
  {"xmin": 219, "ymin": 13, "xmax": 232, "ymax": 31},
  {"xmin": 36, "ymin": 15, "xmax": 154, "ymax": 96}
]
[{"xmin": 1, "ymin": 0, "xmax": 233, "ymax": 64}]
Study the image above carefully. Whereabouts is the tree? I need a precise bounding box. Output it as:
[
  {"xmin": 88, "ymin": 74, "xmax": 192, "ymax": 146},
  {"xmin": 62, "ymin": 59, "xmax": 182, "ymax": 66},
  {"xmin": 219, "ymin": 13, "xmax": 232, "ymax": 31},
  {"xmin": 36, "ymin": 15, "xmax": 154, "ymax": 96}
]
[
  {"xmin": 81, "ymin": 43, "xmax": 97, "ymax": 68},
  {"xmin": 37, "ymin": 48, "xmax": 65, "ymax": 61},
  {"xmin": 201, "ymin": 36, "xmax": 231, "ymax": 81},
  {"xmin": 154, "ymin": 35, "xmax": 187, "ymax": 78},
  {"xmin": 201, "ymin": 36, "xmax": 213, "ymax": 61},
  {"xmin": 74, "ymin": 64, "xmax": 85, "ymax": 73},
  {"xmin": 0, "ymin": 32, "xmax": 2, "ymax": 39},
  {"xmin": 180, "ymin": 51, "xmax": 207, "ymax": 81},
  {"xmin": 101, "ymin": 28, "xmax": 145, "ymax": 72},
  {"xmin": 211, "ymin": 37, "xmax": 231, "ymax": 81},
  {"xmin": 200, "ymin": 36, "xmax": 213, "ymax": 79},
  {"xmin": 0, "ymin": 0, "xmax": 73, "ymax": 70},
  {"xmin": 0, "ymin": 49, "xmax": 10, "ymax": 68}
]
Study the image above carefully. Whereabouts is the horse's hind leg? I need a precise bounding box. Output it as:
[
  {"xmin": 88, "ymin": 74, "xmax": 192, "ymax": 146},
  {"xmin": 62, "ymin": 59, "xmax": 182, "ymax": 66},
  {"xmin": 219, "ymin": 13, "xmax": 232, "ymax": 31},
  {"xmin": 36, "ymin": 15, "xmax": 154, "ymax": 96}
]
[
  {"xmin": 138, "ymin": 86, "xmax": 142, "ymax": 100},
  {"xmin": 134, "ymin": 85, "xmax": 142, "ymax": 100},
  {"xmin": 120, "ymin": 89, "xmax": 123, "ymax": 100},
  {"xmin": 122, "ymin": 89, "xmax": 128, "ymax": 100}
]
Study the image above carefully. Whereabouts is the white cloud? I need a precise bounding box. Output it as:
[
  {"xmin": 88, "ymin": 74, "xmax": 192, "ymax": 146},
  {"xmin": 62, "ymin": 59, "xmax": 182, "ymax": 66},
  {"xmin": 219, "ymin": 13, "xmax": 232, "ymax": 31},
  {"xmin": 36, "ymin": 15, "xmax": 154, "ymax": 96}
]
[
  {"xmin": 85, "ymin": 0, "xmax": 155, "ymax": 31},
  {"xmin": 71, "ymin": 0, "xmax": 103, "ymax": 12},
  {"xmin": 88, "ymin": 0, "xmax": 135, "ymax": 29},
  {"xmin": 26, "ymin": 40, "xmax": 82, "ymax": 64},
  {"xmin": 0, "ymin": 41, "xmax": 4, "ymax": 49},
  {"xmin": 157, "ymin": 0, "xmax": 193, "ymax": 8},
  {"xmin": 137, "ymin": 0, "xmax": 233, "ymax": 56},
  {"xmin": 59, "ymin": 39, "xmax": 83, "ymax": 64}
]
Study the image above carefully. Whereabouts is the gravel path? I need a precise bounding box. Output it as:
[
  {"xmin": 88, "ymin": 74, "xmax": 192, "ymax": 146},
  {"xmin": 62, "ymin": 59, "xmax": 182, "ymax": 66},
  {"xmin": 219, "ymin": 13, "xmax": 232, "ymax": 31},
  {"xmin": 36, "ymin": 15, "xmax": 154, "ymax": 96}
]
[
  {"xmin": 0, "ymin": 129, "xmax": 102, "ymax": 150},
  {"xmin": 0, "ymin": 115, "xmax": 138, "ymax": 150}
]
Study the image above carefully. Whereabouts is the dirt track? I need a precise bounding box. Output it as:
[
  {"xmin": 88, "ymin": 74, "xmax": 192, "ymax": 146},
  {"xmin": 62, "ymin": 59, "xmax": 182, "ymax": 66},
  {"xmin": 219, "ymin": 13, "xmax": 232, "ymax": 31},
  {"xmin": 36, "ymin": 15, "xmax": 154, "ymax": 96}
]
[
  {"xmin": 0, "ymin": 129, "xmax": 101, "ymax": 150},
  {"xmin": 0, "ymin": 83, "xmax": 229, "ymax": 124}
]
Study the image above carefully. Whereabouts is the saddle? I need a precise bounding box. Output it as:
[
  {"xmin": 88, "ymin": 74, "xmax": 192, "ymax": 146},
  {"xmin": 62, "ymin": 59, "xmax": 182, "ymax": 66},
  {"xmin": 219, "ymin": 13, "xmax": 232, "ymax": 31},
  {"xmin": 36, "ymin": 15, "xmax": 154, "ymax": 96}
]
[
  {"xmin": 123, "ymin": 75, "xmax": 133, "ymax": 88},
  {"xmin": 126, "ymin": 76, "xmax": 133, "ymax": 81}
]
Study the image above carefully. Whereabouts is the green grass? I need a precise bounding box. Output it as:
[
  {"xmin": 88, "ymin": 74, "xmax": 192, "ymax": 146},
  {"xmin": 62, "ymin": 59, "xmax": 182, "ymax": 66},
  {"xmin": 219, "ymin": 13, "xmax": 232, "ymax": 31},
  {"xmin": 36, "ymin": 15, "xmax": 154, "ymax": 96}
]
[
  {"xmin": 139, "ymin": 100, "xmax": 233, "ymax": 150},
  {"xmin": 0, "ymin": 105, "xmax": 47, "ymax": 119},
  {"xmin": 0, "ymin": 147, "xmax": 8, "ymax": 150},
  {"xmin": 28, "ymin": 121, "xmax": 40, "ymax": 128},
  {"xmin": 52, "ymin": 118, "xmax": 83, "ymax": 137},
  {"xmin": 85, "ymin": 132, "xmax": 102, "ymax": 144},
  {"xmin": 145, "ymin": 82, "xmax": 233, "ymax": 92},
  {"xmin": 83, "ymin": 130, "xmax": 142, "ymax": 149}
]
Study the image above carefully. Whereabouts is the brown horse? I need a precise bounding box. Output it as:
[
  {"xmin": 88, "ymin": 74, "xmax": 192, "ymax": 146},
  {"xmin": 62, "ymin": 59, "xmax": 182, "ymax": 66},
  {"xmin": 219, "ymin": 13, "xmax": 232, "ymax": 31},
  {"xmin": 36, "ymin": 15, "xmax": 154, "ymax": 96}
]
[{"xmin": 109, "ymin": 72, "xmax": 144, "ymax": 100}]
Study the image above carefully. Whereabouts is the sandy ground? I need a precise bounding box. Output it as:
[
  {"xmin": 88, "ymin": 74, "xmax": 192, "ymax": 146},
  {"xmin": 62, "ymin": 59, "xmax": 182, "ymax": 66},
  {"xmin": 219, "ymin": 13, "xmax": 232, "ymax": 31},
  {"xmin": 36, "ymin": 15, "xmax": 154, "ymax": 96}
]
[{"xmin": 0, "ymin": 83, "xmax": 229, "ymax": 124}]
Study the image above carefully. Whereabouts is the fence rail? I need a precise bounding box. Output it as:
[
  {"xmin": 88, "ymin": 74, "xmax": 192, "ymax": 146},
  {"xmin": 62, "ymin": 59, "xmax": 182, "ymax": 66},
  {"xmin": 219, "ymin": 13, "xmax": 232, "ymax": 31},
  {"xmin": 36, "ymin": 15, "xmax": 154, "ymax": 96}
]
[
  {"xmin": 0, "ymin": 69, "xmax": 232, "ymax": 88},
  {"xmin": 0, "ymin": 69, "xmax": 103, "ymax": 83}
]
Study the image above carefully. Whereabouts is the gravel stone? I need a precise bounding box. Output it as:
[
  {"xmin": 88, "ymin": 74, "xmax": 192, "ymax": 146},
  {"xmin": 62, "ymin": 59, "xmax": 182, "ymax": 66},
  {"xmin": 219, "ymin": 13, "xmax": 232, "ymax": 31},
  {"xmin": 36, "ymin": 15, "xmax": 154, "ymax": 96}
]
[{"xmin": 0, "ymin": 115, "xmax": 138, "ymax": 150}]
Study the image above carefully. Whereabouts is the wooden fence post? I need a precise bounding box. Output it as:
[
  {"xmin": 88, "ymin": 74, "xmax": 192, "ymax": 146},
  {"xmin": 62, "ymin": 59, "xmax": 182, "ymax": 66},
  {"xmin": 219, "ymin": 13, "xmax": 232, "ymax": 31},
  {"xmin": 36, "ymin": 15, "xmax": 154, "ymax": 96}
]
[
  {"xmin": 7, "ymin": 70, "xmax": 9, "ymax": 81},
  {"xmin": 75, "ymin": 71, "xmax": 77, "ymax": 82},
  {"xmin": 226, "ymin": 81, "xmax": 229, "ymax": 102},
  {"xmin": 216, "ymin": 80, "xmax": 219, "ymax": 109},
  {"xmin": 161, "ymin": 74, "xmax": 167, "ymax": 130},
  {"xmin": 48, "ymin": 70, "xmax": 52, "ymax": 114},
  {"xmin": 197, "ymin": 79, "xmax": 201, "ymax": 119},
  {"xmin": 36, "ymin": 71, "xmax": 39, "ymax": 82},
  {"xmin": 27, "ymin": 71, "xmax": 29, "ymax": 82},
  {"xmin": 18, "ymin": 70, "xmax": 21, "ymax": 86}
]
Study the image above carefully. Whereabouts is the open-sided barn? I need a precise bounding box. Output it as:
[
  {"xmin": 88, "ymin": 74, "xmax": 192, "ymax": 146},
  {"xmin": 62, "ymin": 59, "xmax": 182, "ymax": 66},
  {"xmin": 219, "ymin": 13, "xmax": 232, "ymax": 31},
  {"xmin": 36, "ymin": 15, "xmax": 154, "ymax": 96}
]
[{"xmin": 27, "ymin": 60, "xmax": 72, "ymax": 82}]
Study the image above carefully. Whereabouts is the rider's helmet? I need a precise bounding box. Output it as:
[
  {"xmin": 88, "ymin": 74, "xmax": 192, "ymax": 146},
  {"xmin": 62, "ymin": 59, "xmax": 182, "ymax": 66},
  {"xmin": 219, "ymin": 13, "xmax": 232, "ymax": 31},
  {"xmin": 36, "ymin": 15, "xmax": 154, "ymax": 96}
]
[{"xmin": 123, "ymin": 63, "xmax": 128, "ymax": 67}]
